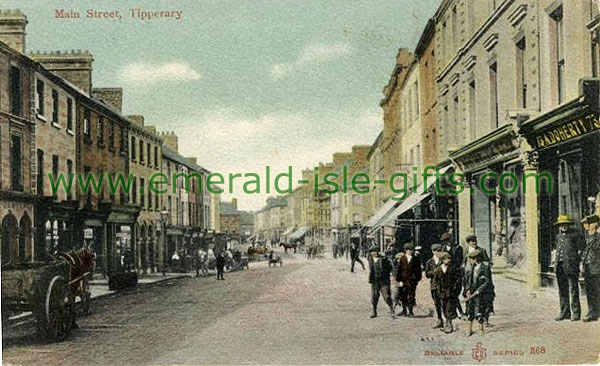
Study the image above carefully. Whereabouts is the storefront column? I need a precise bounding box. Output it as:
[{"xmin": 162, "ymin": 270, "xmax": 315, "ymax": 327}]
[
  {"xmin": 493, "ymin": 188, "xmax": 508, "ymax": 273},
  {"xmin": 457, "ymin": 172, "xmax": 472, "ymax": 249},
  {"xmin": 524, "ymin": 151, "xmax": 541, "ymax": 290}
]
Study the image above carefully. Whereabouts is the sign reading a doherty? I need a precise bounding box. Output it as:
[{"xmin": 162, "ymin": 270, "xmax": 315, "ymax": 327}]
[{"xmin": 535, "ymin": 113, "xmax": 600, "ymax": 149}]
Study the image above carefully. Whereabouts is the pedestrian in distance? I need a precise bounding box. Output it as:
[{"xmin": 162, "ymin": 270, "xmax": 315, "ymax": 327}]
[
  {"xmin": 581, "ymin": 214, "xmax": 600, "ymax": 322},
  {"xmin": 395, "ymin": 242, "xmax": 422, "ymax": 317},
  {"xmin": 553, "ymin": 214, "xmax": 582, "ymax": 321},
  {"xmin": 367, "ymin": 245, "xmax": 395, "ymax": 319},
  {"xmin": 425, "ymin": 243, "xmax": 444, "ymax": 329},
  {"xmin": 216, "ymin": 252, "xmax": 225, "ymax": 280},
  {"xmin": 433, "ymin": 252, "xmax": 462, "ymax": 334},
  {"xmin": 463, "ymin": 250, "xmax": 493, "ymax": 336},
  {"xmin": 350, "ymin": 238, "xmax": 365, "ymax": 273},
  {"xmin": 393, "ymin": 251, "xmax": 405, "ymax": 313}
]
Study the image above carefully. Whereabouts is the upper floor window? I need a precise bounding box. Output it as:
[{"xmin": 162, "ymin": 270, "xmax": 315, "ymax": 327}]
[
  {"xmin": 131, "ymin": 136, "xmax": 136, "ymax": 161},
  {"xmin": 36, "ymin": 80, "xmax": 45, "ymax": 116},
  {"xmin": 154, "ymin": 146, "xmax": 159, "ymax": 169},
  {"xmin": 97, "ymin": 117, "xmax": 104, "ymax": 146},
  {"xmin": 10, "ymin": 134, "xmax": 23, "ymax": 192},
  {"xmin": 9, "ymin": 66, "xmax": 22, "ymax": 117},
  {"xmin": 516, "ymin": 37, "xmax": 527, "ymax": 109},
  {"xmin": 109, "ymin": 121, "xmax": 115, "ymax": 149},
  {"xmin": 67, "ymin": 98, "xmax": 73, "ymax": 131},
  {"xmin": 83, "ymin": 108, "xmax": 91, "ymax": 137},
  {"xmin": 139, "ymin": 139, "xmax": 145, "ymax": 164},
  {"xmin": 147, "ymin": 143, "xmax": 151, "ymax": 167},
  {"xmin": 550, "ymin": 6, "xmax": 565, "ymax": 104},
  {"xmin": 52, "ymin": 89, "xmax": 59, "ymax": 124}
]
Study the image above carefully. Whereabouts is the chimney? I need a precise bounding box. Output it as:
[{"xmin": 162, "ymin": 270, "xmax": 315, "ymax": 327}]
[
  {"xmin": 332, "ymin": 152, "xmax": 351, "ymax": 168},
  {"xmin": 161, "ymin": 131, "xmax": 178, "ymax": 152},
  {"xmin": 30, "ymin": 50, "xmax": 94, "ymax": 93},
  {"xmin": 0, "ymin": 10, "xmax": 27, "ymax": 53},
  {"xmin": 144, "ymin": 125, "xmax": 157, "ymax": 135},
  {"xmin": 231, "ymin": 198, "xmax": 238, "ymax": 209},
  {"xmin": 352, "ymin": 145, "xmax": 371, "ymax": 165},
  {"xmin": 126, "ymin": 115, "xmax": 144, "ymax": 127},
  {"xmin": 92, "ymin": 87, "xmax": 123, "ymax": 112}
]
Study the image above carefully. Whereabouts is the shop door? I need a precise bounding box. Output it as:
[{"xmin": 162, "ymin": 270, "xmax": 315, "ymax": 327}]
[
  {"xmin": 472, "ymin": 182, "xmax": 493, "ymax": 253},
  {"xmin": 557, "ymin": 158, "xmax": 582, "ymax": 226}
]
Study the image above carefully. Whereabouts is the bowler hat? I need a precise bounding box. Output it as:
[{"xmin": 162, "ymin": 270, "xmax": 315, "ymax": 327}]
[
  {"xmin": 440, "ymin": 232, "xmax": 452, "ymax": 241},
  {"xmin": 467, "ymin": 249, "xmax": 481, "ymax": 259},
  {"xmin": 431, "ymin": 243, "xmax": 442, "ymax": 252},
  {"xmin": 582, "ymin": 214, "xmax": 600, "ymax": 225},
  {"xmin": 404, "ymin": 243, "xmax": 415, "ymax": 251},
  {"xmin": 465, "ymin": 234, "xmax": 477, "ymax": 243},
  {"xmin": 554, "ymin": 214, "xmax": 574, "ymax": 225}
]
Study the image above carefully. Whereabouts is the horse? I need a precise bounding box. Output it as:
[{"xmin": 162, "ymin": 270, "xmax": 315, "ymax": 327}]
[
  {"xmin": 267, "ymin": 251, "xmax": 282, "ymax": 267},
  {"xmin": 57, "ymin": 248, "xmax": 95, "ymax": 315}
]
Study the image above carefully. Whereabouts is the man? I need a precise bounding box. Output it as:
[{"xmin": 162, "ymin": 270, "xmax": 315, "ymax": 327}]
[
  {"xmin": 395, "ymin": 243, "xmax": 422, "ymax": 317},
  {"xmin": 433, "ymin": 253, "xmax": 461, "ymax": 334},
  {"xmin": 463, "ymin": 235, "xmax": 490, "ymax": 266},
  {"xmin": 425, "ymin": 244, "xmax": 444, "ymax": 329},
  {"xmin": 393, "ymin": 251, "xmax": 405, "ymax": 313},
  {"xmin": 215, "ymin": 252, "xmax": 225, "ymax": 280},
  {"xmin": 441, "ymin": 232, "xmax": 464, "ymax": 319},
  {"xmin": 367, "ymin": 245, "xmax": 395, "ymax": 319},
  {"xmin": 582, "ymin": 214, "xmax": 600, "ymax": 322},
  {"xmin": 350, "ymin": 237, "xmax": 365, "ymax": 273},
  {"xmin": 553, "ymin": 214, "xmax": 582, "ymax": 321},
  {"xmin": 463, "ymin": 250, "xmax": 493, "ymax": 336}
]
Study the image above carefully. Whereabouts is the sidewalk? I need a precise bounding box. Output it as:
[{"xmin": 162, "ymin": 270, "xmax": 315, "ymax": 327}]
[{"xmin": 88, "ymin": 272, "xmax": 195, "ymax": 300}]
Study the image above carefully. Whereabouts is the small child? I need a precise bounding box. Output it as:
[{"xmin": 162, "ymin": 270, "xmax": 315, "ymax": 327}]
[{"xmin": 433, "ymin": 252, "xmax": 461, "ymax": 333}]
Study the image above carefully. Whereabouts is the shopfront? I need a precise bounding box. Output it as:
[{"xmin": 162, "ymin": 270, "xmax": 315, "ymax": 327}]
[{"xmin": 520, "ymin": 80, "xmax": 600, "ymax": 285}]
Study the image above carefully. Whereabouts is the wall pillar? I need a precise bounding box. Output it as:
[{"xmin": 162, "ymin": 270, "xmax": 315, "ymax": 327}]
[
  {"xmin": 524, "ymin": 151, "xmax": 541, "ymax": 290},
  {"xmin": 458, "ymin": 171, "xmax": 472, "ymax": 250}
]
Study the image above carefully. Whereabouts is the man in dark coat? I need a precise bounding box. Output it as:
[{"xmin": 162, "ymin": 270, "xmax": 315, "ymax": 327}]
[
  {"xmin": 367, "ymin": 245, "xmax": 395, "ymax": 319},
  {"xmin": 582, "ymin": 214, "xmax": 600, "ymax": 322},
  {"xmin": 433, "ymin": 252, "xmax": 462, "ymax": 334},
  {"xmin": 441, "ymin": 232, "xmax": 464, "ymax": 319},
  {"xmin": 425, "ymin": 243, "xmax": 444, "ymax": 328},
  {"xmin": 463, "ymin": 249, "xmax": 493, "ymax": 336},
  {"xmin": 350, "ymin": 237, "xmax": 365, "ymax": 273},
  {"xmin": 215, "ymin": 252, "xmax": 225, "ymax": 280},
  {"xmin": 395, "ymin": 243, "xmax": 422, "ymax": 317},
  {"xmin": 553, "ymin": 214, "xmax": 582, "ymax": 321},
  {"xmin": 463, "ymin": 234, "xmax": 494, "ymax": 326}
]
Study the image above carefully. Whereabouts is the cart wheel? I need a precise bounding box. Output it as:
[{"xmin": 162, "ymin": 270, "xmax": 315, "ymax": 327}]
[{"xmin": 44, "ymin": 276, "xmax": 74, "ymax": 341}]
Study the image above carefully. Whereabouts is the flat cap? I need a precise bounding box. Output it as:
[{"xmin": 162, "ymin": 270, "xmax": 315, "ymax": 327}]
[
  {"xmin": 440, "ymin": 232, "xmax": 452, "ymax": 241},
  {"xmin": 431, "ymin": 243, "xmax": 443, "ymax": 252},
  {"xmin": 404, "ymin": 243, "xmax": 415, "ymax": 250},
  {"xmin": 582, "ymin": 214, "xmax": 600, "ymax": 225},
  {"xmin": 465, "ymin": 234, "xmax": 477, "ymax": 243},
  {"xmin": 368, "ymin": 245, "xmax": 379, "ymax": 253}
]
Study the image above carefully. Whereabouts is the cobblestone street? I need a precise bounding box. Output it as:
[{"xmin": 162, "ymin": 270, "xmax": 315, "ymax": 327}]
[{"xmin": 2, "ymin": 254, "xmax": 600, "ymax": 365}]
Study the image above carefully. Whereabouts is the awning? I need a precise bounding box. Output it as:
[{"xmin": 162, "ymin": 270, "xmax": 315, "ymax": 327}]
[
  {"xmin": 290, "ymin": 226, "xmax": 310, "ymax": 240},
  {"xmin": 379, "ymin": 165, "xmax": 453, "ymax": 228},
  {"xmin": 107, "ymin": 212, "xmax": 136, "ymax": 224},
  {"xmin": 282, "ymin": 227, "xmax": 295, "ymax": 236},
  {"xmin": 364, "ymin": 198, "xmax": 399, "ymax": 228}
]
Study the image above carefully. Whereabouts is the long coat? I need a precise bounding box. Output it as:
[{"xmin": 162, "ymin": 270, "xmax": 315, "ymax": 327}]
[
  {"xmin": 582, "ymin": 232, "xmax": 600, "ymax": 275},
  {"xmin": 554, "ymin": 230, "xmax": 582, "ymax": 276},
  {"xmin": 395, "ymin": 255, "xmax": 422, "ymax": 286},
  {"xmin": 463, "ymin": 263, "xmax": 493, "ymax": 299},
  {"xmin": 368, "ymin": 255, "xmax": 393, "ymax": 285},
  {"xmin": 424, "ymin": 256, "xmax": 441, "ymax": 292},
  {"xmin": 433, "ymin": 265, "xmax": 462, "ymax": 299},
  {"xmin": 443, "ymin": 242, "xmax": 464, "ymax": 269}
]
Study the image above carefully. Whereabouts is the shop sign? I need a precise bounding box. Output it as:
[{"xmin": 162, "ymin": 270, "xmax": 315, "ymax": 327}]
[{"xmin": 535, "ymin": 113, "xmax": 600, "ymax": 149}]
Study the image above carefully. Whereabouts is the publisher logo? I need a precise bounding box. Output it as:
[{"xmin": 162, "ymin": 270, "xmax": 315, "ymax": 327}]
[{"xmin": 472, "ymin": 342, "xmax": 487, "ymax": 363}]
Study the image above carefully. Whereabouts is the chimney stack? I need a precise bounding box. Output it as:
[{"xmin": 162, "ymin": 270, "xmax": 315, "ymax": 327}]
[
  {"xmin": 161, "ymin": 131, "xmax": 178, "ymax": 152},
  {"xmin": 92, "ymin": 87, "xmax": 123, "ymax": 112},
  {"xmin": 231, "ymin": 198, "xmax": 238, "ymax": 209},
  {"xmin": 30, "ymin": 50, "xmax": 94, "ymax": 93},
  {"xmin": 126, "ymin": 115, "xmax": 144, "ymax": 127},
  {"xmin": 0, "ymin": 10, "xmax": 27, "ymax": 54}
]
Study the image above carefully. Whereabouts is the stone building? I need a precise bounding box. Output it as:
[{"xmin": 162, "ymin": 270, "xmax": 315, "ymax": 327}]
[{"xmin": 220, "ymin": 198, "xmax": 241, "ymax": 237}]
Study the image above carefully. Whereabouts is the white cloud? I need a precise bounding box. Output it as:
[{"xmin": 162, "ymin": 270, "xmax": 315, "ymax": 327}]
[
  {"xmin": 172, "ymin": 108, "xmax": 381, "ymax": 211},
  {"xmin": 270, "ymin": 42, "xmax": 352, "ymax": 80},
  {"xmin": 118, "ymin": 61, "xmax": 201, "ymax": 84}
]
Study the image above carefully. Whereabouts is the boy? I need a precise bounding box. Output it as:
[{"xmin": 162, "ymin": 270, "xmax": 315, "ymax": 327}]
[
  {"xmin": 463, "ymin": 250, "xmax": 493, "ymax": 336},
  {"xmin": 424, "ymin": 244, "xmax": 443, "ymax": 328},
  {"xmin": 433, "ymin": 253, "xmax": 461, "ymax": 333}
]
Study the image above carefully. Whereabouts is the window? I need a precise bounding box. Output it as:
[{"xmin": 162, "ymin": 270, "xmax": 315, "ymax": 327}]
[
  {"xmin": 469, "ymin": 80, "xmax": 477, "ymax": 139},
  {"xmin": 551, "ymin": 6, "xmax": 565, "ymax": 104},
  {"xmin": 119, "ymin": 126, "xmax": 126, "ymax": 153},
  {"xmin": 414, "ymin": 81, "xmax": 420, "ymax": 117},
  {"xmin": 10, "ymin": 134, "xmax": 22, "ymax": 191},
  {"xmin": 148, "ymin": 189, "xmax": 152, "ymax": 211},
  {"xmin": 84, "ymin": 166, "xmax": 91, "ymax": 205},
  {"xmin": 489, "ymin": 62, "xmax": 499, "ymax": 128},
  {"xmin": 132, "ymin": 177, "xmax": 137, "ymax": 204},
  {"xmin": 516, "ymin": 37, "xmax": 527, "ymax": 109},
  {"xmin": 67, "ymin": 98, "xmax": 73, "ymax": 131},
  {"xmin": 83, "ymin": 108, "xmax": 91, "ymax": 137},
  {"xmin": 593, "ymin": 29, "xmax": 600, "ymax": 78},
  {"xmin": 154, "ymin": 146, "xmax": 159, "ymax": 169},
  {"xmin": 140, "ymin": 178, "xmax": 145, "ymax": 208},
  {"xmin": 131, "ymin": 136, "xmax": 136, "ymax": 161},
  {"xmin": 97, "ymin": 117, "xmax": 104, "ymax": 146},
  {"xmin": 36, "ymin": 79, "xmax": 45, "ymax": 116},
  {"xmin": 52, "ymin": 155, "xmax": 59, "ymax": 197},
  {"xmin": 109, "ymin": 121, "xmax": 115, "ymax": 149},
  {"xmin": 453, "ymin": 95, "xmax": 460, "ymax": 142},
  {"xmin": 52, "ymin": 89, "xmax": 59, "ymax": 124},
  {"xmin": 37, "ymin": 149, "xmax": 44, "ymax": 196},
  {"xmin": 452, "ymin": 6, "xmax": 458, "ymax": 49},
  {"xmin": 147, "ymin": 143, "xmax": 151, "ymax": 167},
  {"xmin": 139, "ymin": 140, "xmax": 144, "ymax": 164},
  {"xmin": 9, "ymin": 66, "xmax": 22, "ymax": 116},
  {"xmin": 67, "ymin": 159, "xmax": 73, "ymax": 200},
  {"xmin": 98, "ymin": 168, "xmax": 104, "ymax": 202},
  {"xmin": 110, "ymin": 171, "xmax": 115, "ymax": 203}
]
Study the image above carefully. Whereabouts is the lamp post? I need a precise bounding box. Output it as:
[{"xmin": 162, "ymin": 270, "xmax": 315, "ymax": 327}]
[{"xmin": 160, "ymin": 209, "xmax": 169, "ymax": 276}]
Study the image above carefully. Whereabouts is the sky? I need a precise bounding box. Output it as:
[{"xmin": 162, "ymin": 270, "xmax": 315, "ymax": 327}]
[{"xmin": 7, "ymin": 0, "xmax": 440, "ymax": 211}]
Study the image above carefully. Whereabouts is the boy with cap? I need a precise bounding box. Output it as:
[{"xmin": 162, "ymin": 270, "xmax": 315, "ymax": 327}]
[
  {"xmin": 433, "ymin": 252, "xmax": 462, "ymax": 334},
  {"xmin": 393, "ymin": 251, "xmax": 405, "ymax": 314},
  {"xmin": 463, "ymin": 234, "xmax": 494, "ymax": 326},
  {"xmin": 553, "ymin": 214, "xmax": 582, "ymax": 321},
  {"xmin": 463, "ymin": 249, "xmax": 493, "ymax": 336},
  {"xmin": 425, "ymin": 243, "xmax": 444, "ymax": 328},
  {"xmin": 395, "ymin": 242, "xmax": 422, "ymax": 317},
  {"xmin": 581, "ymin": 214, "xmax": 600, "ymax": 322},
  {"xmin": 441, "ymin": 232, "xmax": 465, "ymax": 319},
  {"xmin": 367, "ymin": 245, "xmax": 395, "ymax": 319}
]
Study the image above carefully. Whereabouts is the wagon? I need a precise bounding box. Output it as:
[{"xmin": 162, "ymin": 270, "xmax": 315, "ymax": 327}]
[{"xmin": 1, "ymin": 261, "xmax": 75, "ymax": 341}]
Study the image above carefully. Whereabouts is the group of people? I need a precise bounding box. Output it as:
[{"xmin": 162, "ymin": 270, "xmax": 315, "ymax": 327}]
[
  {"xmin": 365, "ymin": 232, "xmax": 495, "ymax": 336},
  {"xmin": 553, "ymin": 214, "xmax": 600, "ymax": 323}
]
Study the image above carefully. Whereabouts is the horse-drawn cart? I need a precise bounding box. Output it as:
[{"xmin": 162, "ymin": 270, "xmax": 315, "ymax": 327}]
[{"xmin": 1, "ymin": 249, "xmax": 93, "ymax": 341}]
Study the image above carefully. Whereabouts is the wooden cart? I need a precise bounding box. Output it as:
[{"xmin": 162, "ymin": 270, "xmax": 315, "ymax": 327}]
[{"xmin": 1, "ymin": 261, "xmax": 75, "ymax": 341}]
